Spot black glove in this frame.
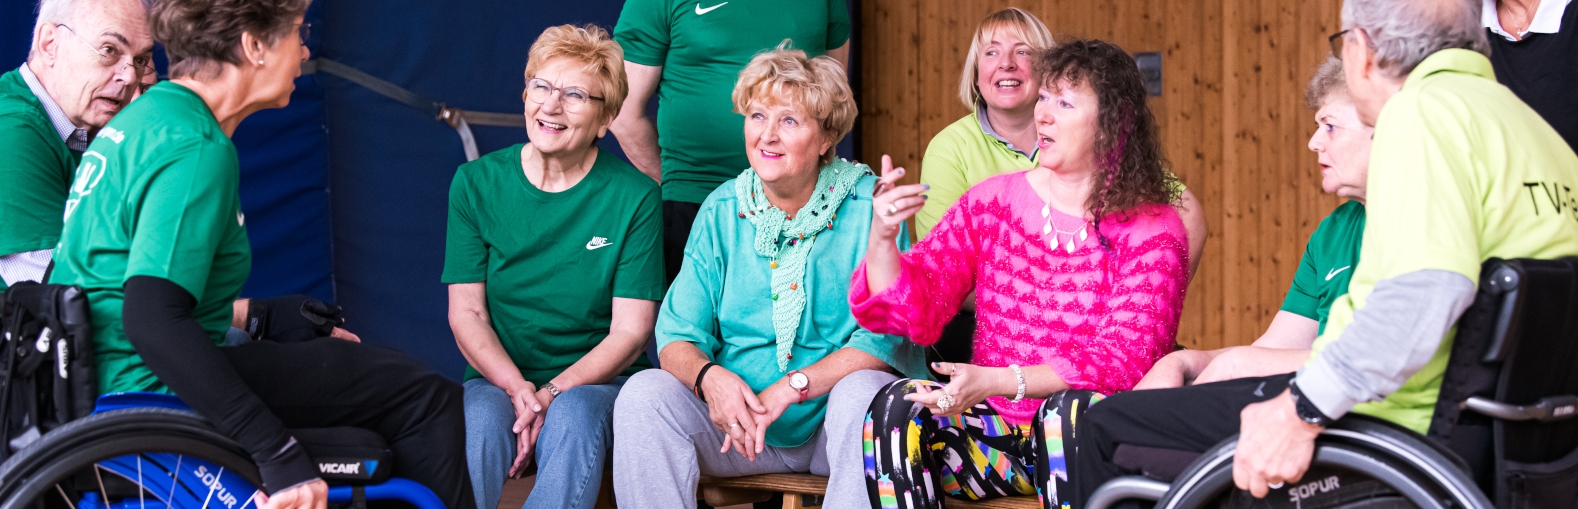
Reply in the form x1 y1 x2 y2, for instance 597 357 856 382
246 295 343 343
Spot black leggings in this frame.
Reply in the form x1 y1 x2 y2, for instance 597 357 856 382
1069 374 1292 509
220 339 475 509
863 378 1105 508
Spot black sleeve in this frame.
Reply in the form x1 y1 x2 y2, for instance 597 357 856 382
122 276 318 494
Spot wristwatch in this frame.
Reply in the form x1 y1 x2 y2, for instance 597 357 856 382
1288 380 1332 427
787 370 810 403
542 382 561 399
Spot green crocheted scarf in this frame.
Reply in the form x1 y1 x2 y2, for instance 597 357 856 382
734 158 871 371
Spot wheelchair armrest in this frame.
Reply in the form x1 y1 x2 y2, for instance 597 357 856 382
1461 394 1577 422
1085 475 1170 509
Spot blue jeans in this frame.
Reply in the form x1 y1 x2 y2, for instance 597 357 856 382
464 376 628 509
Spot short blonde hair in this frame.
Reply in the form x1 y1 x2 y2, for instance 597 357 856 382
959 7 1055 109
524 24 627 122
732 41 856 165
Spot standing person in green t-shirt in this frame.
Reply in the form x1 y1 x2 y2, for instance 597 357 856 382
610 0 851 284
48 1 476 508
0 0 153 290
1134 57 1370 391
445 25 664 509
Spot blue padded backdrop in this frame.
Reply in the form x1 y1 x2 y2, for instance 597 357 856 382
3 0 858 379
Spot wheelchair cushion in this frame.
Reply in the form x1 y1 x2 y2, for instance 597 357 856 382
289 427 393 485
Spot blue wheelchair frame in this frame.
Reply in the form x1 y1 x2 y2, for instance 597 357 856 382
88 392 444 509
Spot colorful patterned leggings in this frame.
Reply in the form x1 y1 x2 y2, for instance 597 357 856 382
864 379 1104 509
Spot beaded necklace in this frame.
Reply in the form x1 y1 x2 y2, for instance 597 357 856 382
735 158 870 371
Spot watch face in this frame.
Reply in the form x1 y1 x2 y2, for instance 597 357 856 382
789 372 809 389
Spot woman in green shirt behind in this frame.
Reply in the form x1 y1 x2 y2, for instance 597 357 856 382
610 44 926 509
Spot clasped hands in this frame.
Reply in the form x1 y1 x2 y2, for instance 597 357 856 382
503 380 558 478
699 367 802 461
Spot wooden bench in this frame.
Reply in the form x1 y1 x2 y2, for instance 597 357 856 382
698 473 1039 509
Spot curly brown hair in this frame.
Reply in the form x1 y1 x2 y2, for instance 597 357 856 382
150 0 310 79
1031 39 1178 250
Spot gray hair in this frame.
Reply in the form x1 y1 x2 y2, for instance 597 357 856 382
35 0 81 28
1305 57 1348 110
1340 0 1489 80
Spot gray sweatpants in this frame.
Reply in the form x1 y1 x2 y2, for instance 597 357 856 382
612 368 896 509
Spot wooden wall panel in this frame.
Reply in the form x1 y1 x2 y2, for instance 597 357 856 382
858 0 1341 349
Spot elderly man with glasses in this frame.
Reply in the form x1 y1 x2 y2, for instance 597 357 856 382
0 0 154 290
1021 0 1578 507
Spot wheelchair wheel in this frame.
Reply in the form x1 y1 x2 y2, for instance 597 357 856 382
0 407 261 509
1156 416 1493 509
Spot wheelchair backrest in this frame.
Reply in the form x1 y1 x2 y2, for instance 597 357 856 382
0 281 97 461
1430 257 1578 507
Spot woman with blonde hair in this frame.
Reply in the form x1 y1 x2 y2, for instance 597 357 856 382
611 43 925 509
446 24 664 509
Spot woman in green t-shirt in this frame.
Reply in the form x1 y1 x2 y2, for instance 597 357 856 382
609 45 926 509
48 1 474 508
443 25 665 509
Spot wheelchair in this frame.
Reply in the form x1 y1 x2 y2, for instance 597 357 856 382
0 284 446 509
1088 258 1578 509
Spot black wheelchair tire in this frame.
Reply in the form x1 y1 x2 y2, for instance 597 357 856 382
1155 416 1493 509
0 407 261 509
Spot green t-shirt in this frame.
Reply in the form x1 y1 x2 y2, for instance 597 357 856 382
49 82 252 395
917 111 1037 238
442 144 665 386
614 0 851 204
1312 50 1578 433
1280 201 1365 335
0 68 82 288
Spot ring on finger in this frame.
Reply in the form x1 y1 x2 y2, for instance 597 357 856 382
936 393 956 412
886 204 898 216
729 422 740 429
1268 482 1284 489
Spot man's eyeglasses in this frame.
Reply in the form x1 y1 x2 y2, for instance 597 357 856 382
1328 28 1372 58
524 77 605 112
56 24 153 76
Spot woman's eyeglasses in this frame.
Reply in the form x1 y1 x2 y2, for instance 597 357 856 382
524 77 605 112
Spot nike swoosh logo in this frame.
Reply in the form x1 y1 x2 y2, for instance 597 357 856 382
695 2 727 15
586 240 614 250
1325 266 1351 281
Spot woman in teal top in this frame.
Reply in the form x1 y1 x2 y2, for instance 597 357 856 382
610 45 926 509
444 24 664 509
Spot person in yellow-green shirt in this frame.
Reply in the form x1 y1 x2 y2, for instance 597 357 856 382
1038 0 1578 506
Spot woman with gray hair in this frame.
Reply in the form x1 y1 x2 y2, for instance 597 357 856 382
610 43 926 509
1131 57 1373 391
46 0 475 508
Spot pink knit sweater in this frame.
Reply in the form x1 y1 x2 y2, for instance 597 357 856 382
850 172 1190 424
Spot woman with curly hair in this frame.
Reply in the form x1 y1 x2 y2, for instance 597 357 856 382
852 39 1189 508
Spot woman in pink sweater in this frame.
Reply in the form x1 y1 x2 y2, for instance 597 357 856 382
854 40 1191 509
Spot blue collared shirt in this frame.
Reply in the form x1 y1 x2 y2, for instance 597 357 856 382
18 64 88 150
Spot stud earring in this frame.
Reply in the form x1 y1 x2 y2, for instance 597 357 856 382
257 60 264 65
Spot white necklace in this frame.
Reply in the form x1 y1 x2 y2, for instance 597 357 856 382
1036 173 1090 254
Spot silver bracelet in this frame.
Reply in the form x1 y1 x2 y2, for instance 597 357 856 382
1009 364 1026 402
